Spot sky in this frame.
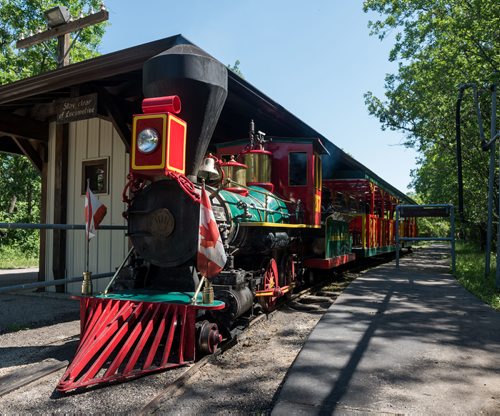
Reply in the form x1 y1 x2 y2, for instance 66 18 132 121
99 0 419 193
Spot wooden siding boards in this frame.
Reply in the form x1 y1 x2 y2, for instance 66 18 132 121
46 118 127 294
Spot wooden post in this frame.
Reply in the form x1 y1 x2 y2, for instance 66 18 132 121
57 33 70 68
38 151 48 284
52 124 69 292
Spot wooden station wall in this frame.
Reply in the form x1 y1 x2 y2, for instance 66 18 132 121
45 118 129 293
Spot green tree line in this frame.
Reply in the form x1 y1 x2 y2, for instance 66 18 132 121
363 0 499 241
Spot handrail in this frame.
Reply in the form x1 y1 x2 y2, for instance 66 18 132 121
0 272 114 294
0 222 126 230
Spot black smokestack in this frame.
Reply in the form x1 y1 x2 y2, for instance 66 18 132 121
143 43 228 181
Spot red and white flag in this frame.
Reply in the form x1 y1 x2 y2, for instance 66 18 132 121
84 183 107 240
197 186 227 278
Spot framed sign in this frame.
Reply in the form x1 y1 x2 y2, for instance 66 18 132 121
56 93 98 124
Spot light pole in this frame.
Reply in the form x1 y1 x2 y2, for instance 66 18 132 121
16 4 109 68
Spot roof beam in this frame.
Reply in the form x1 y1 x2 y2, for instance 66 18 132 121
0 136 23 155
12 137 44 172
98 87 131 151
0 112 48 141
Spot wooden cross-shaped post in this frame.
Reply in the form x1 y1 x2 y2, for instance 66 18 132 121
16 5 109 68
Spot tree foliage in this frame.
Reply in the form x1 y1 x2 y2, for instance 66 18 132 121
363 0 499 231
0 0 106 85
0 1 107 259
227 59 245 79
0 154 41 254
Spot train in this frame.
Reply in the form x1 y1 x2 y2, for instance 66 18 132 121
56 44 417 392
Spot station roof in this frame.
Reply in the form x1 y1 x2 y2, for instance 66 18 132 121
0 34 413 203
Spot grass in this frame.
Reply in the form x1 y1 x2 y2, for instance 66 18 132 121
455 242 500 310
0 245 38 269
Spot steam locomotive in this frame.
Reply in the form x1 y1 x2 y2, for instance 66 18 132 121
57 44 417 392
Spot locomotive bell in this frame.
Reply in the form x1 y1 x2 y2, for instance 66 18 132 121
198 156 220 181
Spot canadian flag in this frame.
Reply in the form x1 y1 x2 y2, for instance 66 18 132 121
197 186 227 278
84 183 107 240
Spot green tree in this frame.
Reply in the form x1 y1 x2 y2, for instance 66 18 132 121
0 154 41 254
227 59 245 79
363 0 499 233
0 1 107 260
0 0 107 84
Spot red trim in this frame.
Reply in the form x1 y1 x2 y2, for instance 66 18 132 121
221 160 248 168
241 149 272 155
248 182 274 193
225 187 249 197
142 95 181 114
304 253 356 269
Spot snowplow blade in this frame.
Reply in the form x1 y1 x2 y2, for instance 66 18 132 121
57 297 195 393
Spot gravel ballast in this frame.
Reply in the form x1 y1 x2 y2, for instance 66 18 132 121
0 302 327 414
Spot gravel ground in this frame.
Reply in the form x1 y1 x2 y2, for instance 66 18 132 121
0 265 360 415
0 298 335 415
150 305 325 415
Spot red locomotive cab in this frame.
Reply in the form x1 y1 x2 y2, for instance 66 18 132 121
266 138 328 226
131 95 187 178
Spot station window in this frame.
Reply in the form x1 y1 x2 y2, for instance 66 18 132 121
81 158 109 195
289 152 307 186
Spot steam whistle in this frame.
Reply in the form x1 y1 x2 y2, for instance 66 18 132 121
249 119 270 150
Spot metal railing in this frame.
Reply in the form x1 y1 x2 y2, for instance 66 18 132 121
0 222 127 293
395 204 456 273
0 272 114 294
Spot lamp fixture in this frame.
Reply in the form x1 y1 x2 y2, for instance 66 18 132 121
44 5 71 28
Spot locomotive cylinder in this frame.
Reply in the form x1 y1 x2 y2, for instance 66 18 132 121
215 287 254 319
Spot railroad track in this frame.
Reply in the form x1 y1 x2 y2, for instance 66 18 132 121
0 333 79 398
137 253 403 414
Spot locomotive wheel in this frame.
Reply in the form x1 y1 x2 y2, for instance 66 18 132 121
197 320 222 355
259 258 279 313
282 254 296 299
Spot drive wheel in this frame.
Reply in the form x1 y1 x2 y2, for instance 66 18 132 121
259 258 279 313
281 254 296 299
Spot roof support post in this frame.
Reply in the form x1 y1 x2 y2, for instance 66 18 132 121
52 124 68 292
39 157 48 284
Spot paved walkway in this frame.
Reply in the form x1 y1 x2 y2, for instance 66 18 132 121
272 247 500 415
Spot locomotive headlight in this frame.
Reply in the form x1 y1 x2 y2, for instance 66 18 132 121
137 128 160 154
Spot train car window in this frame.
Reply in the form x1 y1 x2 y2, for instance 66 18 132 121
289 152 307 186
81 158 109 194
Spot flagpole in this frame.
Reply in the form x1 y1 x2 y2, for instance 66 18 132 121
82 179 92 295
191 276 206 304
85 178 91 274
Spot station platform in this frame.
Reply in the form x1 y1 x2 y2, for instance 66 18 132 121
272 246 500 415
